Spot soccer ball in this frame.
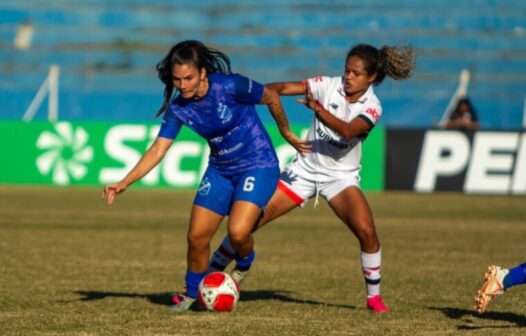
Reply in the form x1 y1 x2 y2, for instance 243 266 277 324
198 272 240 312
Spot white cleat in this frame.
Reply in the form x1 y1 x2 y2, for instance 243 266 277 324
231 268 249 287
474 265 509 314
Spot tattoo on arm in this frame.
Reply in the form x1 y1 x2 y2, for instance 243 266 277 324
263 89 290 134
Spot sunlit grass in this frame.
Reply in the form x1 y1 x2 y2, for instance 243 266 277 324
0 186 525 335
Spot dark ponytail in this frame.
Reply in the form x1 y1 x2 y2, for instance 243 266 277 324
155 40 232 116
346 43 415 85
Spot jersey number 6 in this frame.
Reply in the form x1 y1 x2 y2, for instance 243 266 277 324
243 176 255 192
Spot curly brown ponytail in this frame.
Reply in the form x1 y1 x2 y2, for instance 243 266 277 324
347 43 415 85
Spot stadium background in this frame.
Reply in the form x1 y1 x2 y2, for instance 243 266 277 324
1 2 526 335
1 0 525 192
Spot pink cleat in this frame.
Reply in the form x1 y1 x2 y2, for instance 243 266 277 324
169 293 197 312
367 295 389 313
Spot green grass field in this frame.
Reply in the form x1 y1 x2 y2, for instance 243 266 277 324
0 186 524 335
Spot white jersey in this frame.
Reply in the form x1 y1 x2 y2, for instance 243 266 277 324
293 76 382 182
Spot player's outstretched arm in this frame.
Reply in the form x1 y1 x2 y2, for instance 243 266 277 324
260 86 311 154
101 137 173 204
265 81 305 96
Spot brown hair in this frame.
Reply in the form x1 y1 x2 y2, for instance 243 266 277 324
347 43 415 85
155 40 232 116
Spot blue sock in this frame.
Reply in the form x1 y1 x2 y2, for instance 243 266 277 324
503 263 526 289
235 250 256 271
184 270 207 298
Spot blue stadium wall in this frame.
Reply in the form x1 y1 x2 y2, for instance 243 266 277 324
1 0 525 129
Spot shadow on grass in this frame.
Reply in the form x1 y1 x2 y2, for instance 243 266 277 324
240 290 355 309
65 291 174 306
65 290 355 309
428 306 526 330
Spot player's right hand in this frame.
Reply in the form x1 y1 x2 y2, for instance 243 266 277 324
285 133 311 155
296 84 317 112
100 182 127 205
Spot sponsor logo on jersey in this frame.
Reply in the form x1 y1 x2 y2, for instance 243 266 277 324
366 107 380 123
217 103 232 123
330 103 339 110
210 136 222 143
218 142 244 155
210 125 241 144
316 127 351 149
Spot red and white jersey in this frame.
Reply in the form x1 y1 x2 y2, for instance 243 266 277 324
294 76 382 182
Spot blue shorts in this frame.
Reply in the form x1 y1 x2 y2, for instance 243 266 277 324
194 166 279 216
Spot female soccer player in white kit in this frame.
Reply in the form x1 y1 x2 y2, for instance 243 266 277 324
209 43 415 312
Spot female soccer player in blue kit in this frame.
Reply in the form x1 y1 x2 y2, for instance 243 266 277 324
101 40 309 311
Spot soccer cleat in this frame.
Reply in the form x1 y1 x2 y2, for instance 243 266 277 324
169 293 197 312
231 267 249 287
367 295 389 313
474 265 509 314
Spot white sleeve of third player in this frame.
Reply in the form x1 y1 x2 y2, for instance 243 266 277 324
305 76 331 101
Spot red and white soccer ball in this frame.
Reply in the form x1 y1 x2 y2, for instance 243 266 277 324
198 272 240 312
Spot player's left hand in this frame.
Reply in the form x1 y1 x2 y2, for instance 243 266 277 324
100 182 128 205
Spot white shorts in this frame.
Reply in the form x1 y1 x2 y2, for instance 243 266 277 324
278 162 361 206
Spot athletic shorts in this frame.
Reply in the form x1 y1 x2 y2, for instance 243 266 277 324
278 161 361 206
194 165 280 216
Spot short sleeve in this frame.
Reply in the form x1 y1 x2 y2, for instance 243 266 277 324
306 76 330 101
157 109 183 140
358 104 383 129
227 73 264 104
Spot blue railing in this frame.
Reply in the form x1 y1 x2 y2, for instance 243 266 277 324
1 1 525 128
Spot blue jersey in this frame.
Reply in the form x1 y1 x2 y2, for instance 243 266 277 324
158 73 278 174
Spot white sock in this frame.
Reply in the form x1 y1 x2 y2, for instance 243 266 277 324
361 248 382 298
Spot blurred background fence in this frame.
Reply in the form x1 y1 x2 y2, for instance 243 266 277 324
1 0 526 128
